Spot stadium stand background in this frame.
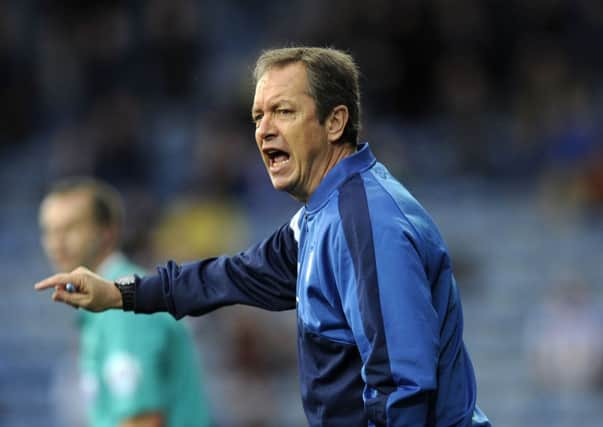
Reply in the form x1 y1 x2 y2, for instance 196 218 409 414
1 1 602 426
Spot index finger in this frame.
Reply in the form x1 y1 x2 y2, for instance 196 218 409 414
34 272 78 291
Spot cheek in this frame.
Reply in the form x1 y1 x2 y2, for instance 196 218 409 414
63 234 82 253
254 130 265 154
41 236 57 255
294 127 324 161
42 231 67 251
65 229 95 253
284 126 306 157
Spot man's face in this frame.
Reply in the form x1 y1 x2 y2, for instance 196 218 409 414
252 62 332 202
39 191 105 272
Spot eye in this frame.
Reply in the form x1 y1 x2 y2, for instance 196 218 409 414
276 108 293 117
252 114 263 127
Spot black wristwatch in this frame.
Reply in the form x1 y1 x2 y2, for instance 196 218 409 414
114 275 138 311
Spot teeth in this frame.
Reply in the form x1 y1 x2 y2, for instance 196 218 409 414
264 148 289 168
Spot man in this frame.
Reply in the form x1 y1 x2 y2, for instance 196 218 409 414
38 178 211 427
37 47 491 426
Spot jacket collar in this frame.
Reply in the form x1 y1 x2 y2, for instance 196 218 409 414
306 142 375 212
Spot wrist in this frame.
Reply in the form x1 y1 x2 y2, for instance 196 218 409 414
114 275 138 311
111 283 123 309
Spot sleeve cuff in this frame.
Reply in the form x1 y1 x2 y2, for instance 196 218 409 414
385 389 430 426
135 273 169 314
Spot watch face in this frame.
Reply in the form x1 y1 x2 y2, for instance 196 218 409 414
115 275 136 286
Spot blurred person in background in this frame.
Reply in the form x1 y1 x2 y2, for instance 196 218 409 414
524 279 603 424
525 279 603 389
38 177 211 427
36 47 490 426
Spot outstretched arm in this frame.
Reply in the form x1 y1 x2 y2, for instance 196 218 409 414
35 221 298 316
34 266 122 311
136 221 298 319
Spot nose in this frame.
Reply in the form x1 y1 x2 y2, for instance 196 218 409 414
255 114 277 143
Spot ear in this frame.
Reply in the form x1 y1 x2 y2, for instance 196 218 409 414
325 105 349 144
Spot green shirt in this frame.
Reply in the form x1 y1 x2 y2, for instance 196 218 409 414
79 253 210 427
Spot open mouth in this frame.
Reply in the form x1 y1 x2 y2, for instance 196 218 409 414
265 148 290 170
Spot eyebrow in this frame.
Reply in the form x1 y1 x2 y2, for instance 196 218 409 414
251 98 294 118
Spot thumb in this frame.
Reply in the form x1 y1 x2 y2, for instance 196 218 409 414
52 286 80 307
52 287 80 309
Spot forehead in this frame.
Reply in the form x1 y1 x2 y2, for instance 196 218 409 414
40 191 93 224
253 62 309 106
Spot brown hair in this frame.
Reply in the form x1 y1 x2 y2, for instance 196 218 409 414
45 177 124 229
253 47 361 145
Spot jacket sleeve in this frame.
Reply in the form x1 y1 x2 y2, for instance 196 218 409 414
337 181 440 426
135 222 298 319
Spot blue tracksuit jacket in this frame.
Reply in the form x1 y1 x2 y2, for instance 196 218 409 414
135 143 491 426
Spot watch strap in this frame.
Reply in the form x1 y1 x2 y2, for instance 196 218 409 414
114 275 138 312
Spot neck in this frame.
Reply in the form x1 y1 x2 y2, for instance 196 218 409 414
90 248 116 273
298 143 357 203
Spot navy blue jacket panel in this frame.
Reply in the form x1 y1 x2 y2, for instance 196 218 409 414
136 221 298 317
136 143 491 426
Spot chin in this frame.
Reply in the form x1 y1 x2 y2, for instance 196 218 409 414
271 182 289 193
54 259 76 272
269 176 290 192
